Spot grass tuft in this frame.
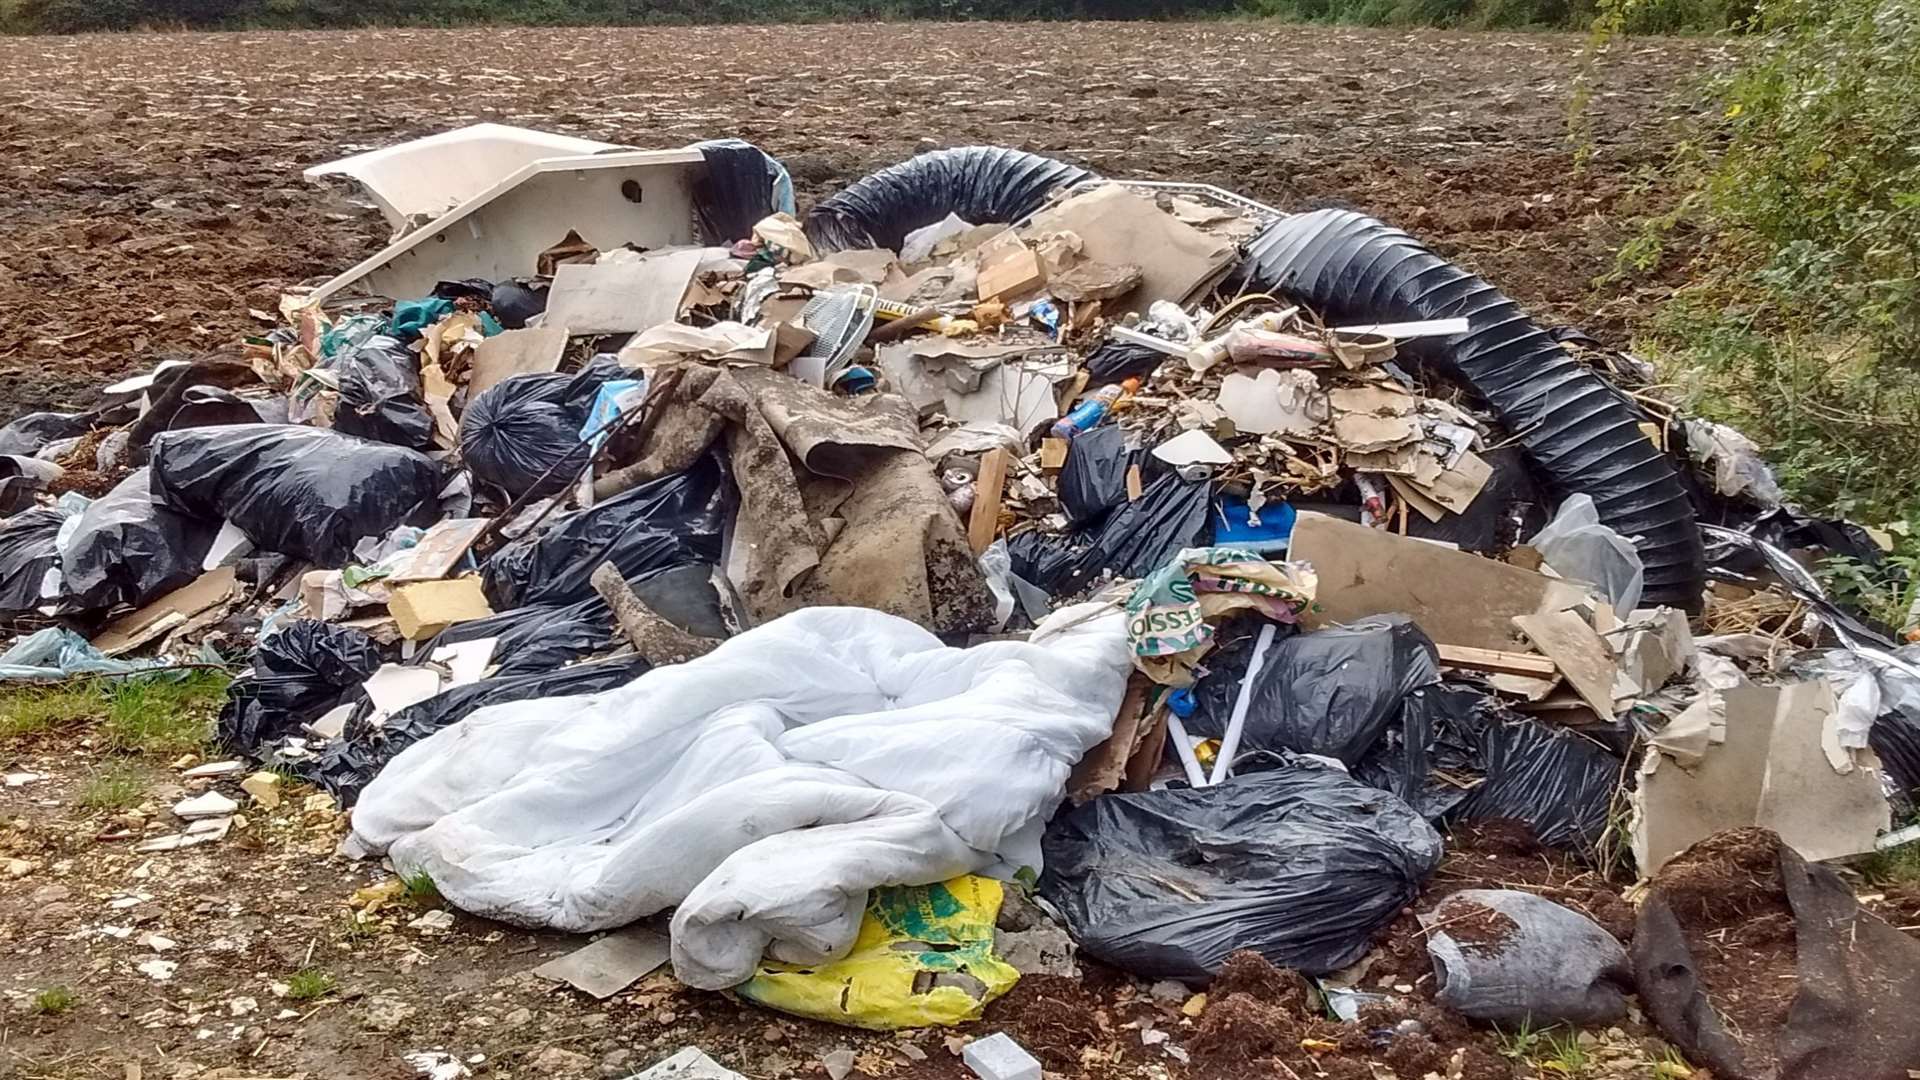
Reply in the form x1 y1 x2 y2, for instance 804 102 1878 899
0 680 106 741
31 986 77 1015
101 671 228 754
401 870 441 908
77 761 146 811
284 968 336 1001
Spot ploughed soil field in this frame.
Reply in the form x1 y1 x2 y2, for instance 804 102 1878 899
0 22 1726 421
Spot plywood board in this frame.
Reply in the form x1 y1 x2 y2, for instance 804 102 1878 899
1512 609 1619 719
542 248 705 335
469 326 568 399
1288 511 1595 651
92 567 238 657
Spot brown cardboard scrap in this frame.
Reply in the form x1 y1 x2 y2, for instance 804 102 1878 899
1404 449 1492 515
92 567 238 657
975 235 1046 303
1288 512 1596 651
1046 261 1143 303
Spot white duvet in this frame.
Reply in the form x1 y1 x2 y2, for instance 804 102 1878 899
347 602 1129 989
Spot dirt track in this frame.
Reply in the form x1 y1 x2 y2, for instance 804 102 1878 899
0 23 1726 421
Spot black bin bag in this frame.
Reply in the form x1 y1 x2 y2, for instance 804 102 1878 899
427 595 618 680
61 468 218 612
150 424 444 568
459 359 626 500
217 620 384 754
0 507 65 615
1008 471 1210 597
483 451 731 610
1040 764 1445 983
329 336 435 450
1058 424 1137 526
1185 615 1440 767
299 654 650 806
1357 682 1619 851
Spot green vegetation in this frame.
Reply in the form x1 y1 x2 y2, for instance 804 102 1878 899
30 986 77 1015
1616 0 1920 618
284 968 337 1000
77 761 146 811
401 870 442 908
0 0 1748 34
0 671 228 755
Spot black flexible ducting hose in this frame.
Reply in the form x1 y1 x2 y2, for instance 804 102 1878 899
1240 209 1705 611
804 146 1096 254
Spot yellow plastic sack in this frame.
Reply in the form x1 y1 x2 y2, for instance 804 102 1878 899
736 875 1019 1030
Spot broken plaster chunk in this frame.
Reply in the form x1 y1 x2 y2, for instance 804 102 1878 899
180 760 244 779
626 1048 747 1080
387 577 494 641
961 1032 1041 1080
172 791 239 820
239 771 282 810
1218 368 1323 436
137 958 178 981
822 1048 856 1080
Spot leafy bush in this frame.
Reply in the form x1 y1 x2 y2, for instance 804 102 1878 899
1638 0 1920 525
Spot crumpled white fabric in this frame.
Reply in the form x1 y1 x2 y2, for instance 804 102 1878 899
348 602 1129 989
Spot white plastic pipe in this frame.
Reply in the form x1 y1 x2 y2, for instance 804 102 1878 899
1208 622 1278 786
1164 713 1210 788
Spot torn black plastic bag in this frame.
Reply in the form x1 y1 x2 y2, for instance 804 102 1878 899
299 653 650 806
1238 209 1706 612
1084 338 1167 385
217 620 384 753
0 506 65 614
60 468 218 612
150 424 444 568
426 595 618 679
1184 615 1439 767
804 146 1096 255
1007 471 1210 597
459 358 627 499
1040 764 1444 983
0 411 91 457
482 451 731 610
328 335 434 450
1057 424 1139 526
1357 683 1619 851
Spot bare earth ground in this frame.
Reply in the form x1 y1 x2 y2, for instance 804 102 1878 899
0 23 1728 420
0 21 1741 1080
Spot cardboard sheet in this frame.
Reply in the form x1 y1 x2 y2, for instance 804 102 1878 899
1512 609 1620 719
387 517 491 583
469 326 568 399
91 567 238 657
1288 512 1595 651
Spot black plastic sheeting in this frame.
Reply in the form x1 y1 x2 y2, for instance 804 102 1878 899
328 336 435 450
1041 764 1444 983
1357 682 1620 851
428 595 618 679
1057 424 1139 526
60 468 218 612
1185 615 1440 767
1007 471 1210 597
217 621 384 753
150 425 445 568
0 411 91 457
490 282 548 330
483 451 731 610
804 146 1096 255
1084 339 1169 385
1239 209 1706 612
460 358 627 500
696 141 780 244
1633 840 1920 1080
0 506 65 614
299 654 649 806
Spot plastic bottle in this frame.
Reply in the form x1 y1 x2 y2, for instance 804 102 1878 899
1050 378 1139 439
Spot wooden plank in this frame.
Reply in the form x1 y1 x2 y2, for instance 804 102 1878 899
1039 437 1070 470
1436 643 1558 678
967 448 1009 554
1125 463 1144 501
1512 609 1619 720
